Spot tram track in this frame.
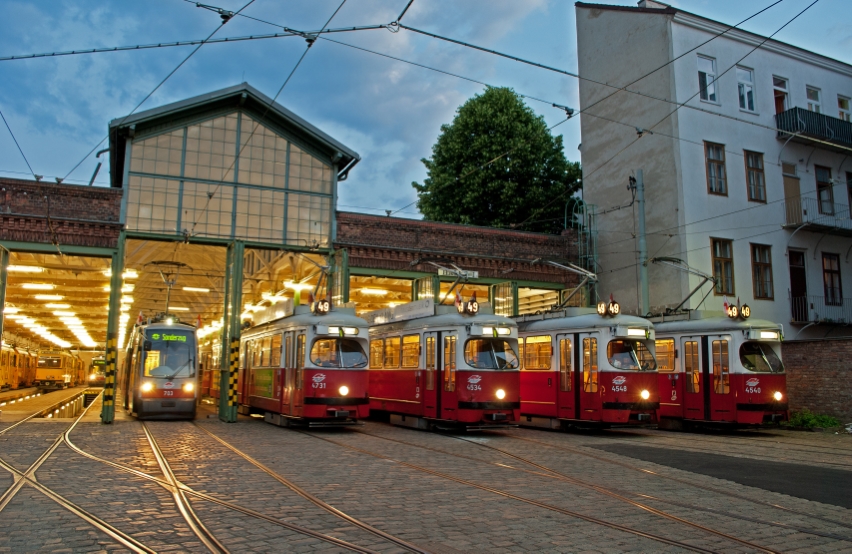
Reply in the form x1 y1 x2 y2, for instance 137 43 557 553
353 427 852 545
0 390 155 554
507 432 852 531
299 429 737 554
0 388 87 437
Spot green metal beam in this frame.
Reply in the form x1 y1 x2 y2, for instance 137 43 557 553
0 247 8 342
219 240 244 422
0 241 116 257
124 231 324 254
101 232 126 424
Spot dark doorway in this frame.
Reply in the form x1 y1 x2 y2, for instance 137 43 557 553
788 250 808 322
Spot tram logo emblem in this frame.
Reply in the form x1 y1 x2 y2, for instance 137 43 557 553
164 382 174 388
468 375 482 384
746 378 760 387
612 376 627 386
312 374 327 384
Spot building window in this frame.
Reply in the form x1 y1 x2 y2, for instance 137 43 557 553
823 253 842 306
751 244 773 299
773 76 788 114
705 142 727 195
840 96 851 122
815 165 834 215
736 67 755 112
806 86 821 113
697 56 717 102
712 238 734 295
847 172 852 213
745 151 766 202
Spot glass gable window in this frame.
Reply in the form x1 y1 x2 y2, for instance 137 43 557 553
697 56 717 102
125 111 335 247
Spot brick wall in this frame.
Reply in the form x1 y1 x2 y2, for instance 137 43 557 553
0 178 123 248
782 338 852 422
335 211 580 286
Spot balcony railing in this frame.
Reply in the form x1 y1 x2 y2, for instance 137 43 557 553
783 195 852 236
790 295 852 324
776 107 852 152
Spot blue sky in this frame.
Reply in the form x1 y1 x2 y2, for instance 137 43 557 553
0 0 849 218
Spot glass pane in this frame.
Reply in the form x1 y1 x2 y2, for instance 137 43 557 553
697 57 714 74
773 76 786 89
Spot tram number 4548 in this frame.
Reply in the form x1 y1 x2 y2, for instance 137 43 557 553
745 386 761 394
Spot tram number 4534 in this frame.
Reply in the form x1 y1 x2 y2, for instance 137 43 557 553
467 384 482 391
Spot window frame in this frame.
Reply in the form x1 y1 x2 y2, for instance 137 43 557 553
383 336 401 369
840 95 851 122
711 238 735 295
444 335 456 392
744 150 766 203
401 334 421 369
523 335 553 371
822 253 842 306
582 337 598 393
815 165 834 216
750 243 774 300
711 339 730 394
655 338 676 372
772 76 788 114
736 66 756 112
704 141 727 195
559 338 572 392
697 55 718 104
806 86 822 113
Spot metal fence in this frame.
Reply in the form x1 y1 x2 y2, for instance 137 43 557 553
784 195 852 230
790 294 852 324
776 107 852 148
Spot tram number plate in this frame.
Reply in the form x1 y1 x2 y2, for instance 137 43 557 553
312 383 326 389
466 384 482 391
162 390 174 396
745 386 761 394
612 385 627 393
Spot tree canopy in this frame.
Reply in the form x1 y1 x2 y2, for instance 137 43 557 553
412 87 581 234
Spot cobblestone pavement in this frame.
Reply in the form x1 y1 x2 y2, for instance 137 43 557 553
0 401 850 553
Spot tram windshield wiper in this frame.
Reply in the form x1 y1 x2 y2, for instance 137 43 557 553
165 359 194 380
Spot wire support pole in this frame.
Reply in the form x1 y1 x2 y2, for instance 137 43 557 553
219 240 244 423
636 170 649 316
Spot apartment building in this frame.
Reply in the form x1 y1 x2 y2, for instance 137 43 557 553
576 1 852 338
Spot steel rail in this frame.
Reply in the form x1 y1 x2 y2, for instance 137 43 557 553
0 388 88 437
299 430 720 554
618 428 852 456
141 423 230 554
193 422 432 554
508 433 852 530
61 423 378 553
0 391 155 554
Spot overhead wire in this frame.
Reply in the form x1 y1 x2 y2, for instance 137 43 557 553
0 110 36 178
61 0 257 183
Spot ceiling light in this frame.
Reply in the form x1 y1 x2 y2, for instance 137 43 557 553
3 306 19 314
284 281 313 291
183 287 210 293
359 288 388 296
53 311 76 317
120 305 130 312
44 303 70 309
120 296 133 304
7 265 44 273
104 268 139 279
35 294 63 301
169 307 190 311
22 283 54 290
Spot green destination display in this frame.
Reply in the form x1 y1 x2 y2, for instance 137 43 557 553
151 333 188 342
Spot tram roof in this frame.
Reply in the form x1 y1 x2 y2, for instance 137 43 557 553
244 306 368 335
369 312 517 334
517 312 653 333
653 317 783 335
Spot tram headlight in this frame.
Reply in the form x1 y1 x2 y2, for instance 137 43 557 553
641 389 650 400
140 382 153 392
89 373 96 380
773 391 783 401
183 382 194 392
339 385 349 396
496 389 506 400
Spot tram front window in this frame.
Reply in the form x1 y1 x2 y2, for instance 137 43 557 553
739 341 784 373
310 339 368 368
143 331 195 378
606 340 656 371
38 358 62 369
463 339 519 370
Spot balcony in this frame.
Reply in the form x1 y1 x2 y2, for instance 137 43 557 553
790 295 852 325
783 195 852 237
775 107 852 153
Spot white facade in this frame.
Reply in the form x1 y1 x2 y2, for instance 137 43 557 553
576 1 852 339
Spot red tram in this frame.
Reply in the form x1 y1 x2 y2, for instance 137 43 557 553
516 301 659 428
238 299 370 426
364 297 521 430
653 308 787 428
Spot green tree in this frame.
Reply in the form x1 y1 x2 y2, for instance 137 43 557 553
412 87 580 234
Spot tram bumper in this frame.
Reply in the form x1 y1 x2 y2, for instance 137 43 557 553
139 398 196 419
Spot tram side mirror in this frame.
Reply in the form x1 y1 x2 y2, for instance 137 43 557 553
143 340 153 352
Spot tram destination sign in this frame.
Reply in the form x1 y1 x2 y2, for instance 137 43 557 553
363 298 435 325
438 268 479 279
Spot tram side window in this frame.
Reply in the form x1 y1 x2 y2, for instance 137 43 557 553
295 334 305 389
284 335 292 367
444 336 456 392
656 339 675 372
425 336 435 391
271 334 282 367
261 336 273 367
684 341 700 393
582 338 598 393
369 340 384 369
384 337 401 368
252 339 261 368
559 339 572 392
402 335 420 368
524 336 552 370
712 340 730 394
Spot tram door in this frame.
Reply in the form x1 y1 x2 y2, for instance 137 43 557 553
708 335 735 421
520 335 557 417
441 333 459 419
282 332 294 415
578 332 601 420
556 334 575 419
423 332 439 418
681 337 704 420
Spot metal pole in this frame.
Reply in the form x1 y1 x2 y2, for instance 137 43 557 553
0 246 8 342
219 240 244 423
101 232 125 424
636 170 649 316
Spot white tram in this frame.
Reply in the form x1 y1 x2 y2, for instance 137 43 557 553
364 297 521 430
238 299 370 426
121 314 199 419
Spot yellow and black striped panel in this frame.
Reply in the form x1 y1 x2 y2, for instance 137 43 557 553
103 335 117 407
227 339 239 407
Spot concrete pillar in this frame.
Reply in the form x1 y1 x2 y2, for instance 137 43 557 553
219 240 244 422
101 233 125 424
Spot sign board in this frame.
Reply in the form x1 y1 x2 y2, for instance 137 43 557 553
362 298 435 326
252 298 295 326
438 268 479 279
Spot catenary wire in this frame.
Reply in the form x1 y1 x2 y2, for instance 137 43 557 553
61 0 257 183
0 110 36 178
396 0 416 23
